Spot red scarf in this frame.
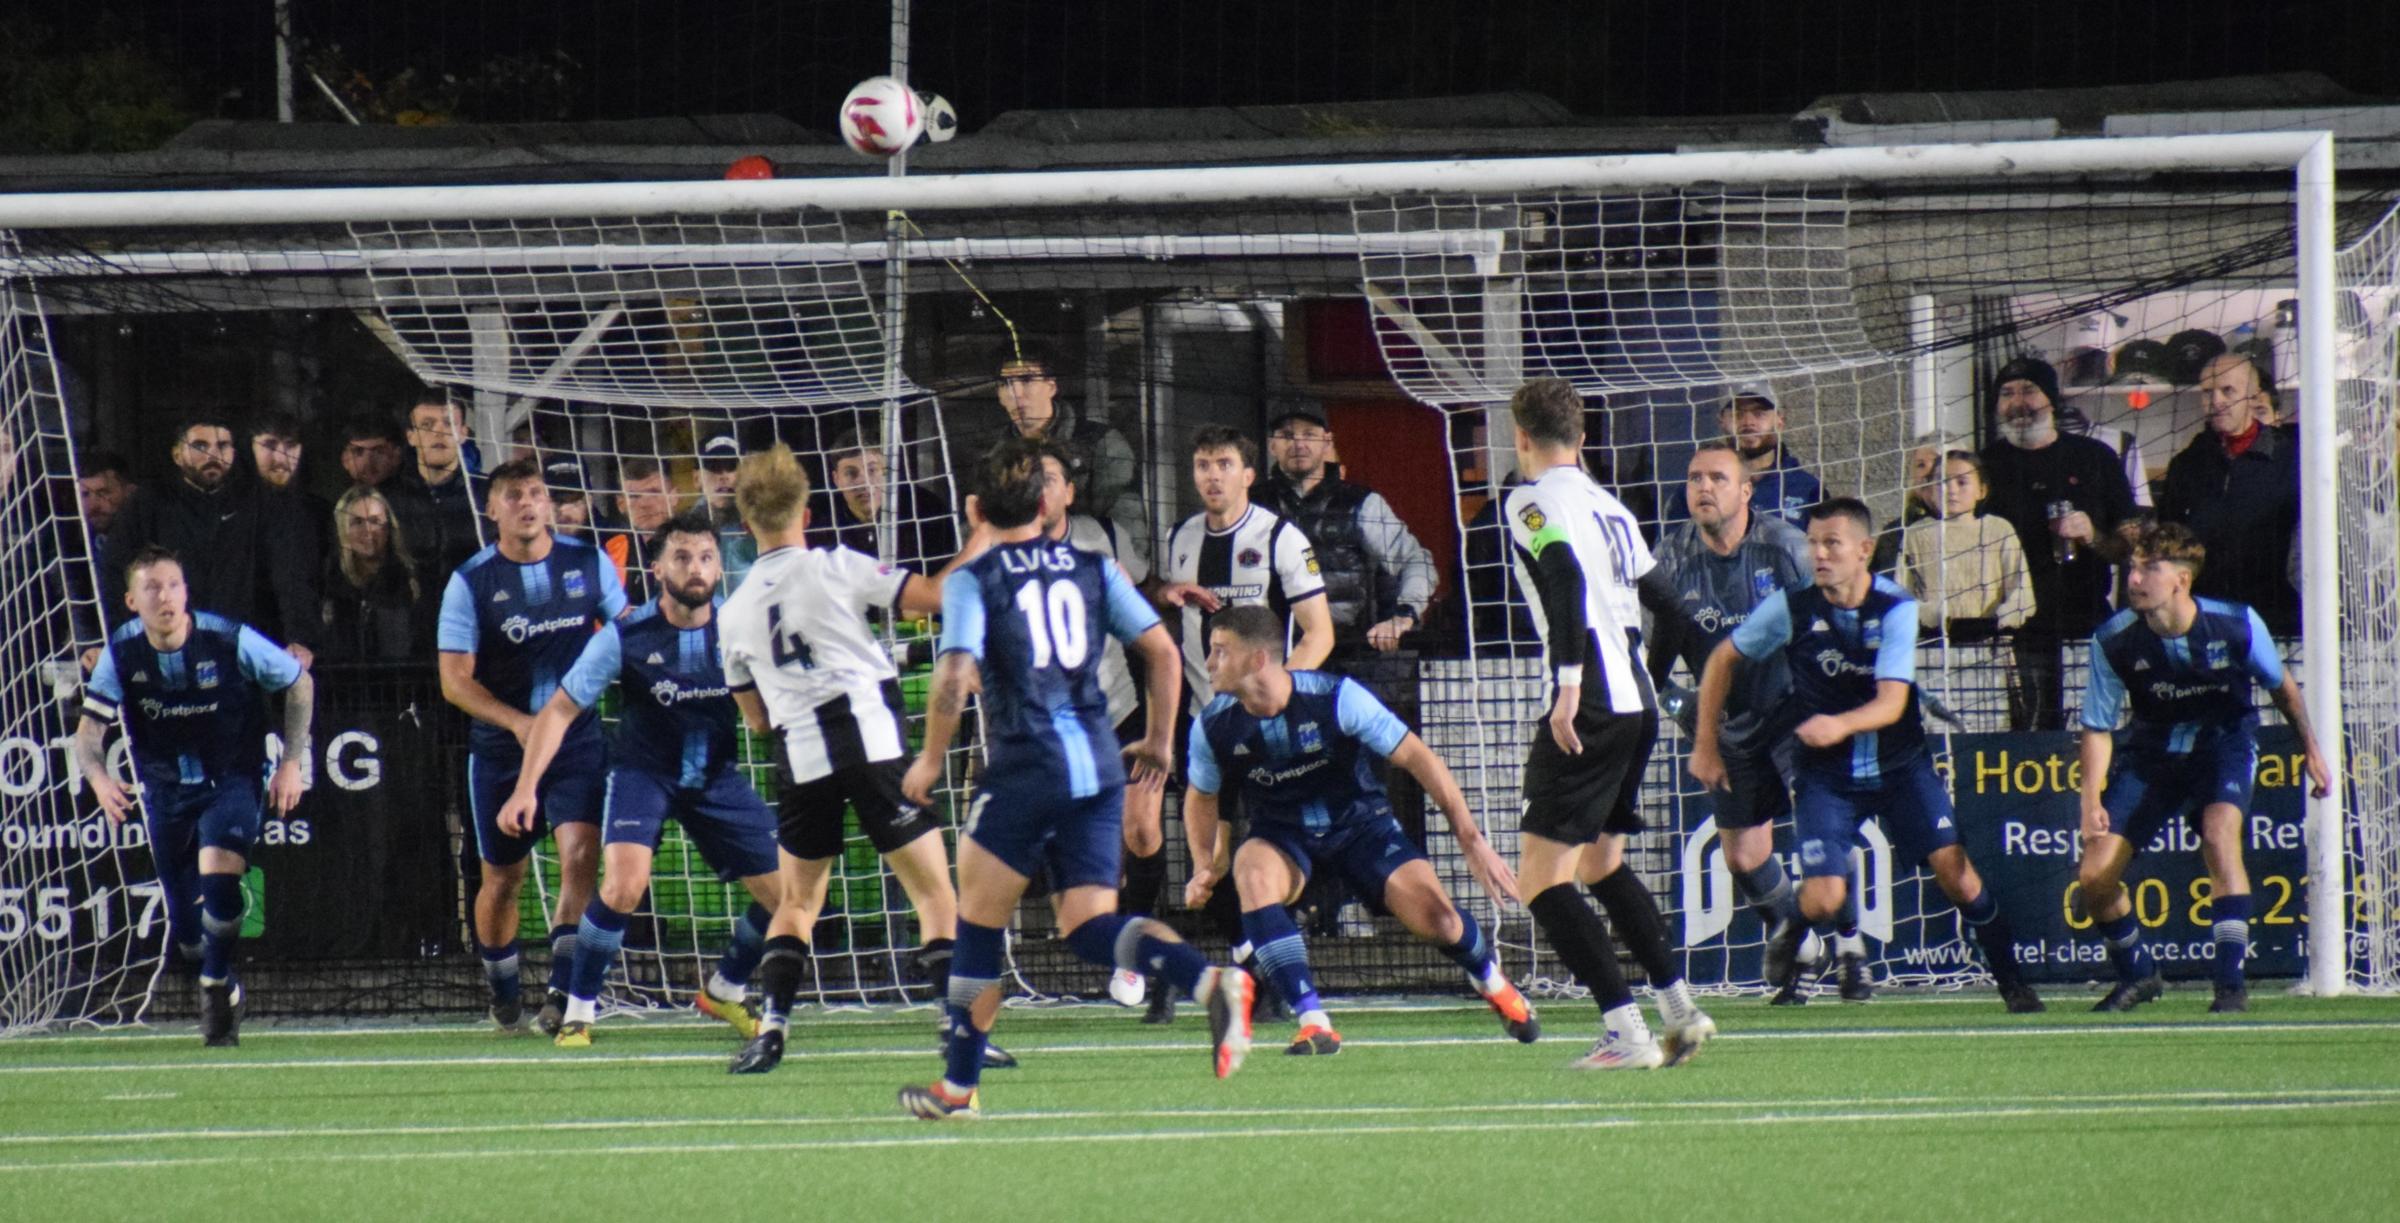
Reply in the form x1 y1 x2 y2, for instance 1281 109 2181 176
2220 419 2262 459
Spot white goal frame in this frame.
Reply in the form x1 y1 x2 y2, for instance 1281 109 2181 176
0 131 2356 995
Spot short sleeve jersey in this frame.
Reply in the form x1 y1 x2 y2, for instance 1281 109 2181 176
1731 577 1924 785
1651 513 1814 752
1163 503 1325 714
437 534 627 759
560 600 741 788
718 545 912 783
1187 671 1410 835
1065 512 1148 728
2082 598 2283 753
84 612 302 792
940 537 1161 800
1505 465 1657 714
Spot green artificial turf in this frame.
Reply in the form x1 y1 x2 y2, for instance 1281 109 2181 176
5 992 2398 1222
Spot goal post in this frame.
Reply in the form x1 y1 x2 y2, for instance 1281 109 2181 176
0 131 2385 1032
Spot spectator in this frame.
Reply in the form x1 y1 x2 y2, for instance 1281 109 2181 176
1456 476 1538 655
991 349 1142 547
1870 438 1944 576
2059 404 2154 508
544 458 593 542
1898 449 2033 641
1977 356 2137 729
338 416 406 490
602 456 682 603
76 449 135 559
387 394 486 584
248 411 330 582
318 485 421 662
2154 353 2302 634
695 433 757 589
805 430 959 572
1671 381 1822 526
103 414 317 664
1258 409 1438 656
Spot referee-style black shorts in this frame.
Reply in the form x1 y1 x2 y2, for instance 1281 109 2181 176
775 758 941 860
1520 695 1659 846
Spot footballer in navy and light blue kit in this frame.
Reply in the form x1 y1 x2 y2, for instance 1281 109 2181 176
1699 498 2040 1011
1182 605 1537 1054
896 438 1247 1121
2074 522 2331 1014
79 546 314 1046
501 514 781 1044
435 458 626 1032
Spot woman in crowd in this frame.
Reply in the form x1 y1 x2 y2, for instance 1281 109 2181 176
1899 449 2033 642
319 485 422 661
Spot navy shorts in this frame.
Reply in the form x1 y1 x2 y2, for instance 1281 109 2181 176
468 735 606 867
964 778 1124 893
1793 756 1958 879
145 779 263 866
603 767 780 881
1708 739 1795 832
1243 816 1428 913
2103 731 2258 857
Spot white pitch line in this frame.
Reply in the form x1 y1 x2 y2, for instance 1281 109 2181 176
8 1086 2399 1149
8 1018 2400 1076
1 1097 2391 1175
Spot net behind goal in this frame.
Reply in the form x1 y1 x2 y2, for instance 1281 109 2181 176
0 133 2390 1032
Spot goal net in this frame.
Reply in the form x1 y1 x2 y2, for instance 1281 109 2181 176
0 134 2388 1031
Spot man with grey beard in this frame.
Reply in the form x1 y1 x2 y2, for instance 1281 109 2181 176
1977 357 2137 730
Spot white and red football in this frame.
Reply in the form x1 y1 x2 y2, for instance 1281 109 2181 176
839 76 923 157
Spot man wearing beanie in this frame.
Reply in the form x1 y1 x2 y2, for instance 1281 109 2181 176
1978 356 2140 730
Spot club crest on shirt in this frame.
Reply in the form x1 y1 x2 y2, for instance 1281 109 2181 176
1517 505 1546 532
1302 548 1320 575
195 660 219 689
1753 568 1778 599
563 569 589 600
1862 621 1882 651
1296 721 1324 754
1238 547 1263 567
2205 639 2230 669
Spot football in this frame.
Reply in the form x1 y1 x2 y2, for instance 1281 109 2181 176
920 91 960 143
840 76 924 157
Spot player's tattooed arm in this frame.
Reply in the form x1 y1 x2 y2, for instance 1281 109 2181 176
75 715 134 823
266 670 314 816
902 652 980 806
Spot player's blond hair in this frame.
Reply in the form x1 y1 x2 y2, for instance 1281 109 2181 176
735 443 812 533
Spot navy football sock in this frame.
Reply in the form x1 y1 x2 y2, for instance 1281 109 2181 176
941 922 1005 1093
1114 918 1209 999
1241 905 1324 1017
544 923 578 995
2097 911 2154 983
1733 858 1799 927
571 899 629 1002
1439 909 1498 988
197 872 244 985
1958 888 2023 988
713 903 770 990
2211 893 2253 988
481 941 522 1004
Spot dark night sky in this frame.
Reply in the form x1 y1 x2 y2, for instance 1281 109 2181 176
27 0 2400 135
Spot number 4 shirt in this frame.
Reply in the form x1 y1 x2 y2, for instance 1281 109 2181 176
719 545 912 782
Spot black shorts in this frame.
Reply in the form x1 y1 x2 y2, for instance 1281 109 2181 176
1521 699 1658 846
1712 740 1795 832
775 759 942 860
